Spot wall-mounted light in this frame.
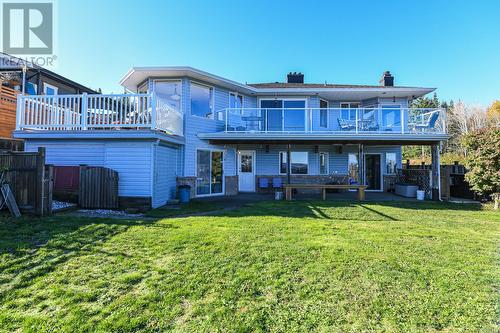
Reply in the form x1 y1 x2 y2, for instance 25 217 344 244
392 96 396 103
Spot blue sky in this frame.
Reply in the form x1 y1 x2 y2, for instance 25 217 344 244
56 0 499 105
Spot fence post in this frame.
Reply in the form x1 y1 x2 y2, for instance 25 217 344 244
45 164 53 215
81 93 88 130
35 147 46 216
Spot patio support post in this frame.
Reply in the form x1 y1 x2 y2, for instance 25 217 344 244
358 144 364 186
431 143 441 201
287 143 291 185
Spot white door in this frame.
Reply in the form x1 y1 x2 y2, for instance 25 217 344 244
238 150 255 192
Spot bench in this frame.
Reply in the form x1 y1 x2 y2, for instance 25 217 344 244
283 184 367 201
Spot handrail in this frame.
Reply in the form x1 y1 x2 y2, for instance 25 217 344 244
216 107 446 135
16 93 184 136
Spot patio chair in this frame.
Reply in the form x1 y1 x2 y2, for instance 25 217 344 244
272 177 283 190
409 111 439 132
259 178 269 191
337 118 356 131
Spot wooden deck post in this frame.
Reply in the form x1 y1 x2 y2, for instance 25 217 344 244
358 144 364 186
286 143 291 185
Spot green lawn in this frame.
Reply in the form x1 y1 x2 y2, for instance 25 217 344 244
0 201 498 332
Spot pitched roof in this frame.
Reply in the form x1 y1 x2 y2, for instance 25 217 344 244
247 82 426 89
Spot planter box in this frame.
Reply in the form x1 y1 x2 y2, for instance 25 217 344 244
395 184 418 198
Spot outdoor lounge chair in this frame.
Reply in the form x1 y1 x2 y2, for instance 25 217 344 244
337 118 356 131
409 111 439 132
259 178 269 190
272 177 282 190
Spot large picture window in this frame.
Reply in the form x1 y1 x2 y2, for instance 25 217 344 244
381 105 401 128
196 149 223 195
279 151 308 175
154 81 182 113
191 83 214 118
260 99 306 131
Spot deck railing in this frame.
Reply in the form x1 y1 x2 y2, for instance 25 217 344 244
16 93 184 136
215 107 446 135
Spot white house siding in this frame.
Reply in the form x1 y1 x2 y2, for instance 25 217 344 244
25 140 154 198
152 144 179 208
233 144 402 177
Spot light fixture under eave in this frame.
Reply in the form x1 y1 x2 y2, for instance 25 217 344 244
170 86 181 101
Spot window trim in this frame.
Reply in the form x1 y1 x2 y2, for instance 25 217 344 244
43 82 58 95
279 151 309 175
319 152 329 175
190 81 215 119
319 99 329 128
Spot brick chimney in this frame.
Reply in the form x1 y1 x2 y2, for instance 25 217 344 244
380 71 394 87
287 72 304 84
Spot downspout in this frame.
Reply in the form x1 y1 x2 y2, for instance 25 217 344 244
21 65 27 95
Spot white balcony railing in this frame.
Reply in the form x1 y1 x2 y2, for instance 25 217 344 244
215 107 446 135
16 93 184 136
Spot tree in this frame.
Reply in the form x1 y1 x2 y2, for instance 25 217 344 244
462 128 500 209
447 101 488 156
487 100 500 126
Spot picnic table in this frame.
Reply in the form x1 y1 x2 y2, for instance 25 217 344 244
283 184 367 201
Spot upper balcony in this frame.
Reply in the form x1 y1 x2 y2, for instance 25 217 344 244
200 107 448 143
15 93 183 137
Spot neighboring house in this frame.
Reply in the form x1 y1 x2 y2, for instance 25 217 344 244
0 52 97 149
13 66 447 208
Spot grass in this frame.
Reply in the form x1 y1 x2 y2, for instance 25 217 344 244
0 201 498 332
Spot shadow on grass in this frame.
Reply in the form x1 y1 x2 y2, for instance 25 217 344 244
0 216 157 296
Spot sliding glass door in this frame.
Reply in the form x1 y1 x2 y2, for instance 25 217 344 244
260 99 306 132
197 150 224 196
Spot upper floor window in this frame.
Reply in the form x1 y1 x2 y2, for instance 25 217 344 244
229 92 243 111
340 102 360 120
191 83 214 118
381 105 401 128
320 99 328 128
154 80 182 113
44 83 58 95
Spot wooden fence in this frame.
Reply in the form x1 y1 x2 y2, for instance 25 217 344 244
0 147 53 216
0 86 18 138
78 166 118 209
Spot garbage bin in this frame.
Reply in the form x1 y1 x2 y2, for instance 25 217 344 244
178 185 191 203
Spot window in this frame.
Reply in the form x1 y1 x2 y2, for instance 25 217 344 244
154 81 182 113
43 83 58 95
260 99 306 131
26 82 37 95
191 83 214 118
319 152 328 174
229 92 243 111
340 102 360 120
348 153 359 183
320 99 328 128
196 149 223 195
279 151 308 175
385 152 397 174
381 105 401 128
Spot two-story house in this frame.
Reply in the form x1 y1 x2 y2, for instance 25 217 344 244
14 67 447 208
